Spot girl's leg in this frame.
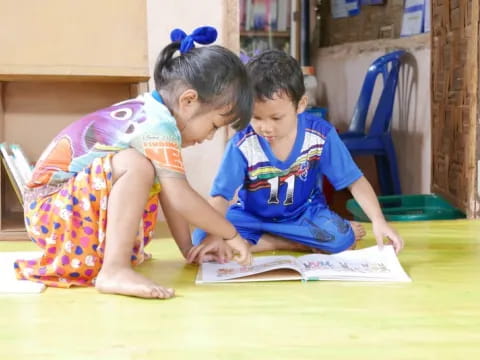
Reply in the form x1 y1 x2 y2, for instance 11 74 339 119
95 149 174 299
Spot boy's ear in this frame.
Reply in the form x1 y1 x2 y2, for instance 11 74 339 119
178 89 199 109
296 95 308 114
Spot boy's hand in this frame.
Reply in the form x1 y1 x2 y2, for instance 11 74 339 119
226 234 252 266
186 235 233 264
372 219 404 254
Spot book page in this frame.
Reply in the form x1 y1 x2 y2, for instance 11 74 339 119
298 245 411 282
196 255 303 284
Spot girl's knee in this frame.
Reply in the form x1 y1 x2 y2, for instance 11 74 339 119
111 149 155 184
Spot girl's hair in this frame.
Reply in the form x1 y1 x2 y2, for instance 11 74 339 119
246 50 305 107
154 43 252 130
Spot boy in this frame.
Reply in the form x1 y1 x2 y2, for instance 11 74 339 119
188 50 403 264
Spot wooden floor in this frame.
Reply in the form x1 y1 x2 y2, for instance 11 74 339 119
1 220 480 359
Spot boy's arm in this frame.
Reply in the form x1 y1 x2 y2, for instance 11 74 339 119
348 176 404 253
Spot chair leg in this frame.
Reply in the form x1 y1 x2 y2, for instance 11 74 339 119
374 138 402 195
386 136 402 195
375 155 393 195
383 136 402 195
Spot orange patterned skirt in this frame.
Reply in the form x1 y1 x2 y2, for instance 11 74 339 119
15 154 159 288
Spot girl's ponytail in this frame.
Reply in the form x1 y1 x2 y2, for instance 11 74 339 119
154 42 181 86
153 26 253 130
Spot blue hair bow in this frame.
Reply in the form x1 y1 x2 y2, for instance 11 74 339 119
170 26 218 54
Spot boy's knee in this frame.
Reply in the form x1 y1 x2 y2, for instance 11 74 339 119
327 226 355 253
192 228 207 246
308 220 355 254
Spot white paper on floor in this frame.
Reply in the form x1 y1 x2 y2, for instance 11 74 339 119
0 251 45 293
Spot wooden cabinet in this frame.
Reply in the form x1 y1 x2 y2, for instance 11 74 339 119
0 0 149 239
0 0 149 81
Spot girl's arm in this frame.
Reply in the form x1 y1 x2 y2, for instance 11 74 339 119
159 177 251 264
208 195 230 215
160 177 236 236
158 190 193 258
348 176 404 253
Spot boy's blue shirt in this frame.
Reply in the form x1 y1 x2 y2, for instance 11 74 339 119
211 112 363 221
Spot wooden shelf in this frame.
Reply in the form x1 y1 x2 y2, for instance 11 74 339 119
240 31 290 38
0 1 149 240
0 0 148 80
0 73 149 83
0 212 28 241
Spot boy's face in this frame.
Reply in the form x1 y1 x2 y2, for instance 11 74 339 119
250 92 307 144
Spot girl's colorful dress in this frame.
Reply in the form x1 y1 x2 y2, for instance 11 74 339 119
15 92 185 287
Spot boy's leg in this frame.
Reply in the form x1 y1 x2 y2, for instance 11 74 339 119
253 221 365 253
250 233 311 252
259 206 366 254
223 206 349 253
95 149 174 299
193 204 365 255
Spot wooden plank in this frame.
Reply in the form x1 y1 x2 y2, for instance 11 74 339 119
2 220 480 357
0 74 149 83
223 0 241 53
0 0 148 78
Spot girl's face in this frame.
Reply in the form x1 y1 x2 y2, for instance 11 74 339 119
174 89 233 147
250 92 307 145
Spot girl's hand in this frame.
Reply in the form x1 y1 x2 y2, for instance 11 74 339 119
372 219 404 254
186 235 233 264
226 234 252 266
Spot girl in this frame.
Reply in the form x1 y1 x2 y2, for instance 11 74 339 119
15 26 253 299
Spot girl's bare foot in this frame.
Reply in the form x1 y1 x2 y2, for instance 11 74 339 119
95 267 174 299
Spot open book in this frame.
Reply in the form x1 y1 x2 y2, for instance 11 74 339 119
196 245 411 284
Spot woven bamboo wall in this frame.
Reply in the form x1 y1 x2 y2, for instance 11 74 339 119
431 0 479 217
318 1 405 47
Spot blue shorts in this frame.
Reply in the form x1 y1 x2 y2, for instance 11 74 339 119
192 203 355 254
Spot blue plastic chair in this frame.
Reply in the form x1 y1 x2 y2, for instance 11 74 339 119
340 50 406 195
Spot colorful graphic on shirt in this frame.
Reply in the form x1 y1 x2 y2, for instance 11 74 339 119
210 112 362 221
238 128 325 206
144 140 185 174
27 93 184 189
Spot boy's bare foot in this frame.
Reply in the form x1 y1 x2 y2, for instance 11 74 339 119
348 221 366 249
350 221 366 240
252 234 311 253
95 267 174 299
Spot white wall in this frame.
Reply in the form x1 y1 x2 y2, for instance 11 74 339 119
313 34 431 194
146 0 229 204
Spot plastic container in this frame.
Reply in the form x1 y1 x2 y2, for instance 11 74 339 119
346 194 466 222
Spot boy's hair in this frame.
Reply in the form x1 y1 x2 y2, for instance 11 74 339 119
246 50 305 107
154 43 252 130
